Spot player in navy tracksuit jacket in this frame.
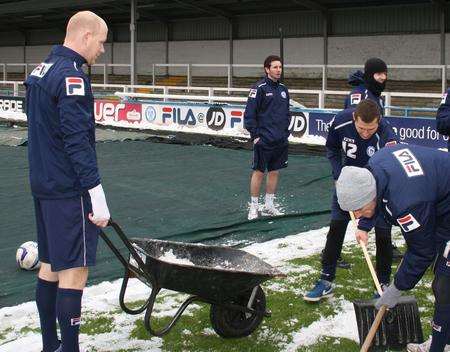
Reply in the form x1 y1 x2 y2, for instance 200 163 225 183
436 90 450 151
336 145 450 352
344 58 387 114
25 12 109 352
304 99 398 302
345 57 404 260
244 55 291 220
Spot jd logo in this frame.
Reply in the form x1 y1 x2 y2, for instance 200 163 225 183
206 106 226 130
289 112 308 138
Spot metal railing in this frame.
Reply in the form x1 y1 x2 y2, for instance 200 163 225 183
90 63 132 85
0 80 441 116
110 85 442 114
0 62 132 83
2 62 448 94
152 63 448 94
0 80 23 96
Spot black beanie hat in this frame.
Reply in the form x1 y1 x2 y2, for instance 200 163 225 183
364 58 387 76
363 58 387 95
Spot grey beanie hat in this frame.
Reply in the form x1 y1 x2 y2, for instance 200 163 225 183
336 166 377 211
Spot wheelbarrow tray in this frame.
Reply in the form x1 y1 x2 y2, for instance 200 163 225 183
130 237 284 302
101 221 284 337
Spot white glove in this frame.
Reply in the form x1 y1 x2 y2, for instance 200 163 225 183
88 184 110 224
375 283 402 309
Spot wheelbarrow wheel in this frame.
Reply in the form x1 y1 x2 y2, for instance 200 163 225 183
210 286 266 338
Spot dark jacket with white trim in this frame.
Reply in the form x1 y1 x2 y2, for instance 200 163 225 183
326 108 398 231
367 145 450 290
25 45 100 199
326 108 397 181
344 70 385 115
436 88 450 150
244 76 291 147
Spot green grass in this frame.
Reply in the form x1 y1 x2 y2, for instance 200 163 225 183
0 327 13 341
0 234 435 351
19 326 41 334
80 314 114 335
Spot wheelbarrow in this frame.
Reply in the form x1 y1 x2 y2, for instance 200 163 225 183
100 220 285 338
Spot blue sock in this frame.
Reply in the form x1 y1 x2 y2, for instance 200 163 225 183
36 278 60 352
430 303 450 352
56 288 83 352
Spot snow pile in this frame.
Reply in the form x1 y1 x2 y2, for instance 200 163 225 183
157 249 195 266
0 225 366 351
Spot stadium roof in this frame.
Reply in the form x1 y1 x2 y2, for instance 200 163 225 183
0 0 447 31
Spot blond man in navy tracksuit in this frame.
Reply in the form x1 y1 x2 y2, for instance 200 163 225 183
25 11 109 352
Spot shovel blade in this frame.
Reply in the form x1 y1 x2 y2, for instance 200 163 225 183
353 296 424 351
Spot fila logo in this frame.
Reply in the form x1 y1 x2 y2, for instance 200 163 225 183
30 62 53 78
441 93 447 105
397 213 421 232
70 317 81 326
350 93 361 105
393 148 424 177
65 77 85 96
248 89 257 98
385 140 397 147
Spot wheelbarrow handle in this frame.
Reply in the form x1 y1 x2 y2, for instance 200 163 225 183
100 218 155 286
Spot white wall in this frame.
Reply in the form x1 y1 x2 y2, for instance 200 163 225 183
328 34 442 80
169 40 229 76
25 45 53 64
0 33 448 81
0 46 24 75
112 42 166 76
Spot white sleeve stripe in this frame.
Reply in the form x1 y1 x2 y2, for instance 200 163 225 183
257 82 267 88
334 120 353 130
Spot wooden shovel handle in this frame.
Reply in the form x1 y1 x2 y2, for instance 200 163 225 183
349 211 383 295
349 211 388 351
360 305 388 352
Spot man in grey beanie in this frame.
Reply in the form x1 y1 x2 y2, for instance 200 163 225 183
336 166 377 221
336 145 450 352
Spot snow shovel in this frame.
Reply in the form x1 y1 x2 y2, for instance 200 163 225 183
349 212 423 351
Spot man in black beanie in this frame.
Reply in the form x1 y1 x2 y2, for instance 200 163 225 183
343 57 403 260
344 57 387 114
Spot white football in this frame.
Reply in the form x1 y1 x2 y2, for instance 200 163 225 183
16 241 40 270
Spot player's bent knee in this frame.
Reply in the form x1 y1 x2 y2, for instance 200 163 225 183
38 262 58 282
375 227 391 240
432 274 450 305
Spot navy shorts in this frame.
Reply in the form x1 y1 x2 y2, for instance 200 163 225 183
34 194 100 272
252 142 288 172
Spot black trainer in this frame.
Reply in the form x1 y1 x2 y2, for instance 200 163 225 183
337 256 351 269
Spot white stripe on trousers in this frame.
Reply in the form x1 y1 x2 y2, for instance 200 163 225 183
80 196 87 266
